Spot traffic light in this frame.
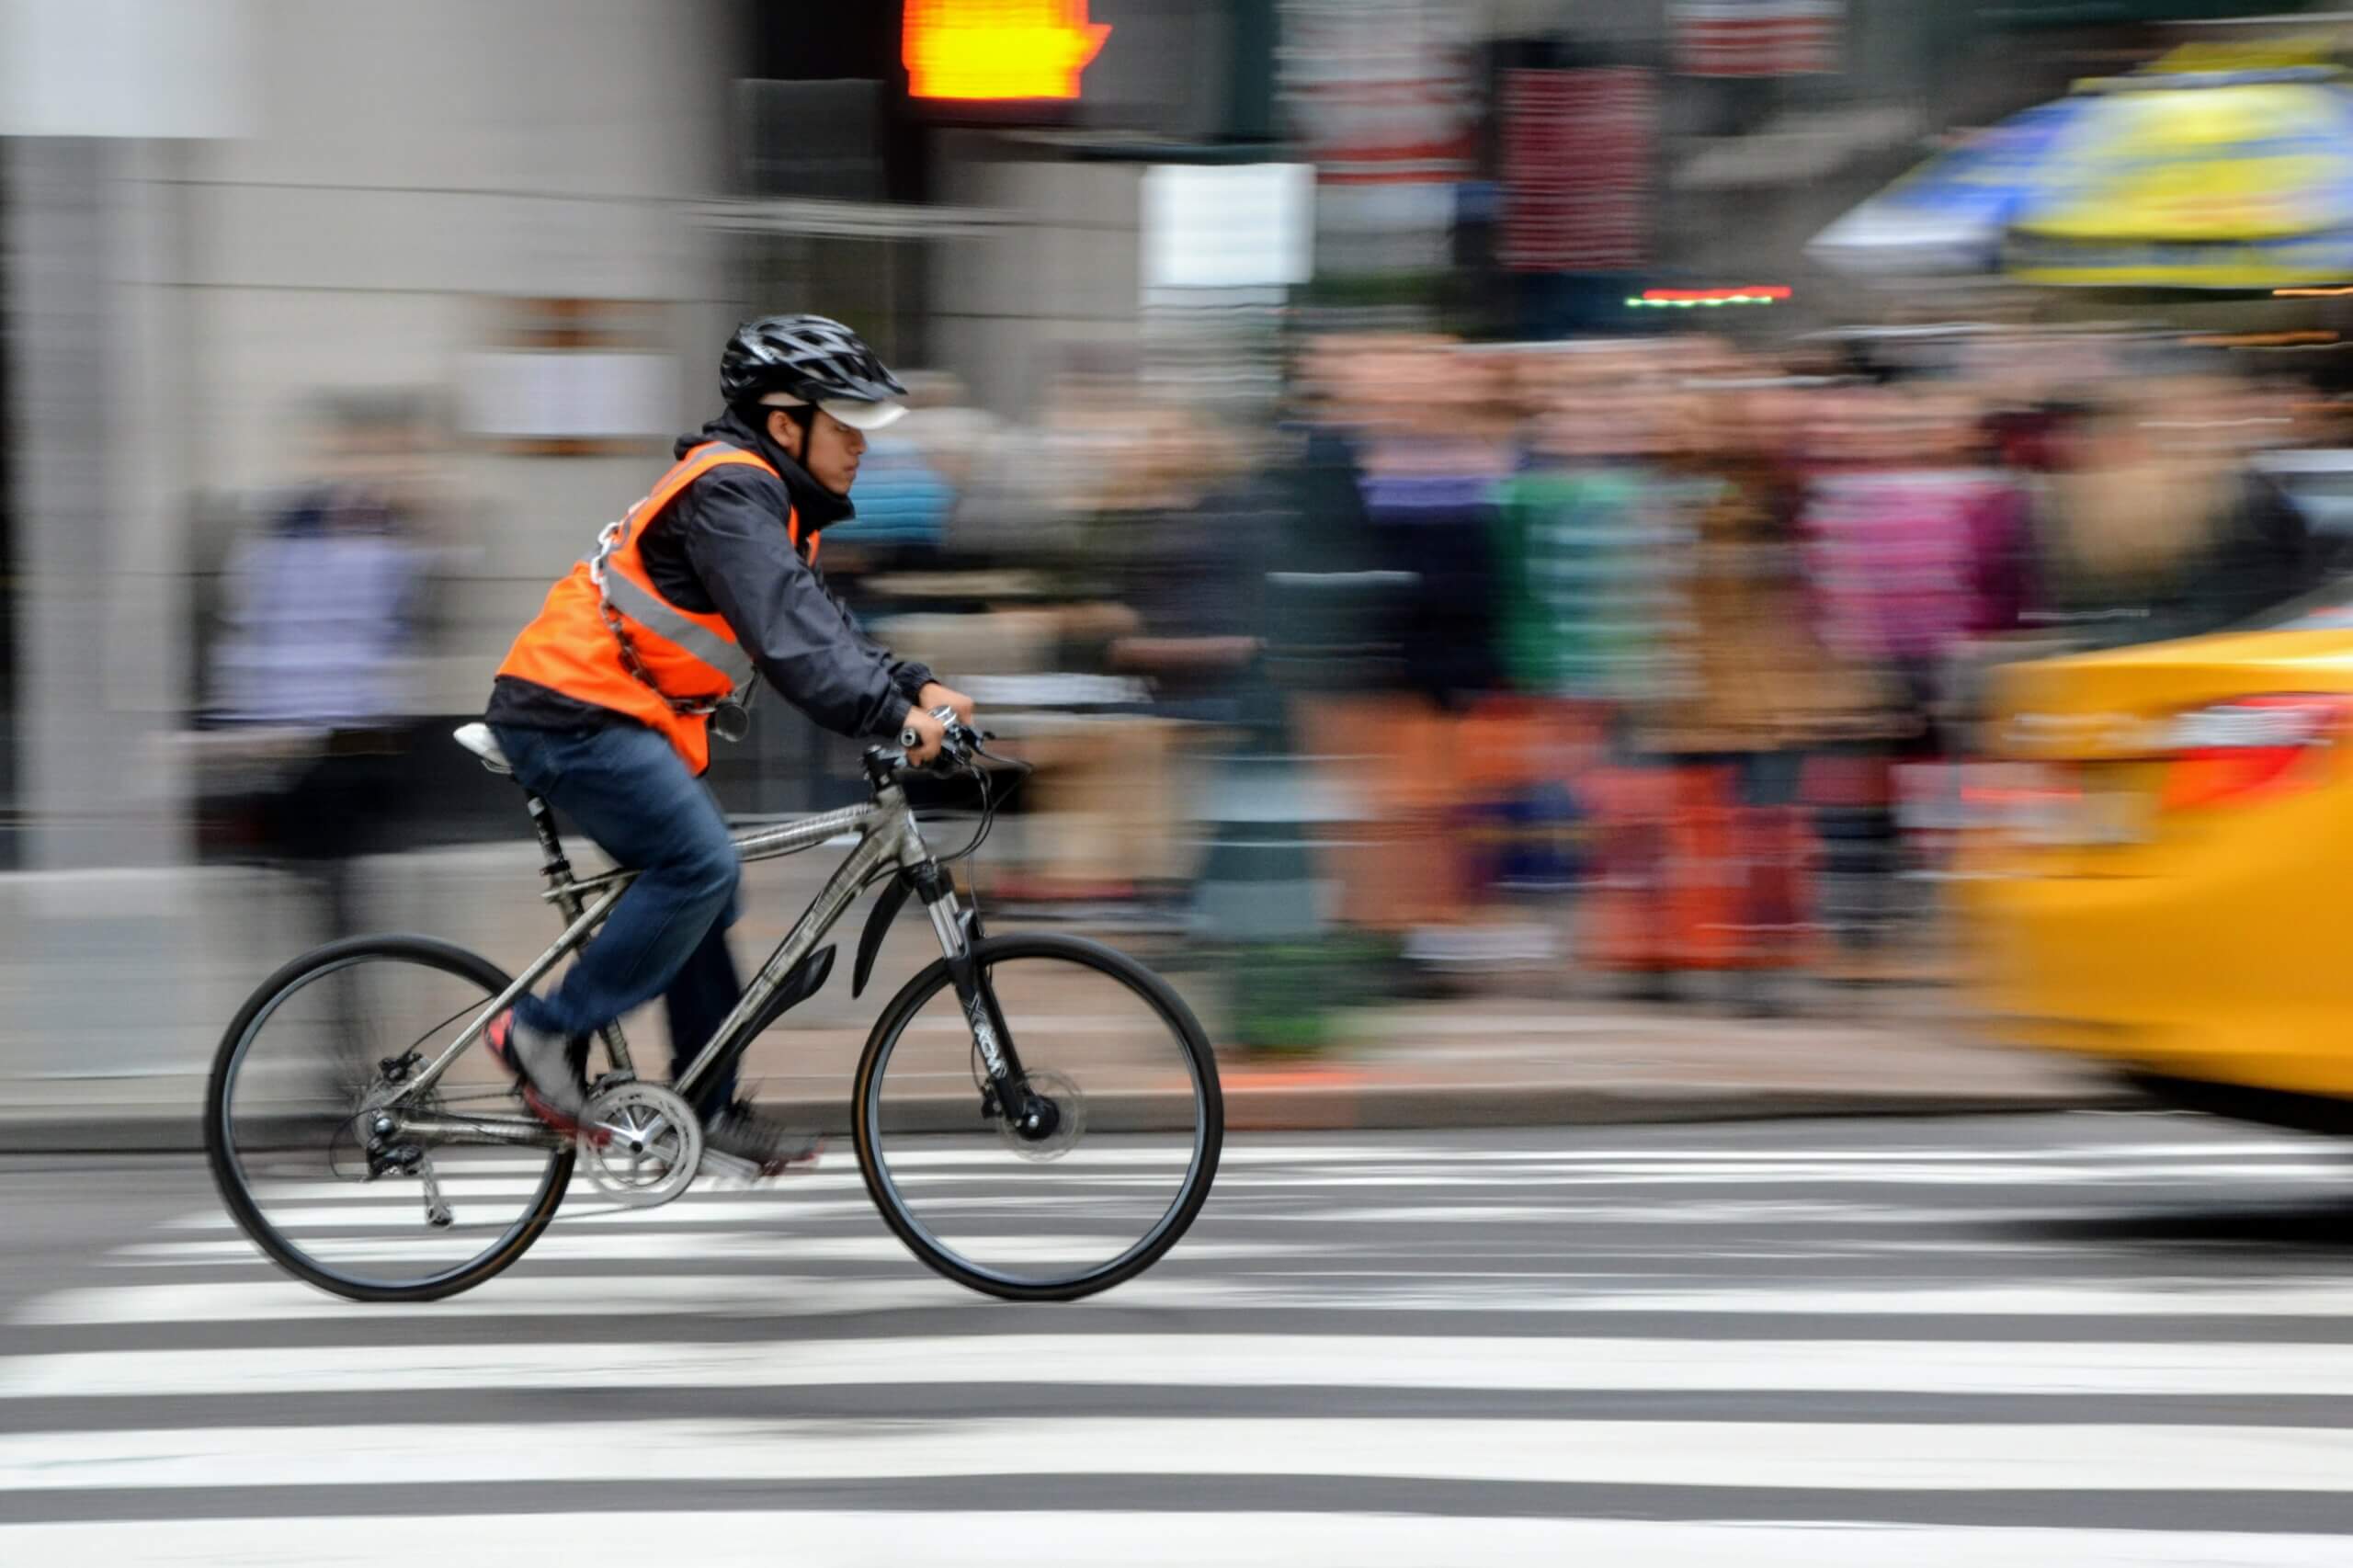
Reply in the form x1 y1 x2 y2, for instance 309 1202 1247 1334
904 0 1111 103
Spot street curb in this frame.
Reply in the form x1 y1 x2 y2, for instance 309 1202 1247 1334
0 1083 2139 1156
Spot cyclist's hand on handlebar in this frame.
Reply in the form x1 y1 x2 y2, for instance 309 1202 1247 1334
916 681 976 726
899 705 949 767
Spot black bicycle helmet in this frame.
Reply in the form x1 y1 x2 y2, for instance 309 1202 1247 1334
722 313 909 430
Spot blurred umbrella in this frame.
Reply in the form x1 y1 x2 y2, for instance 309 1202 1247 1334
1808 96 2107 280
1810 44 2353 291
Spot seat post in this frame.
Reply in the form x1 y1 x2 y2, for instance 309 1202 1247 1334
521 788 633 1079
524 793 574 892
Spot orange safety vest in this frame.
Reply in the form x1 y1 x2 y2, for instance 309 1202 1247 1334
495 442 815 774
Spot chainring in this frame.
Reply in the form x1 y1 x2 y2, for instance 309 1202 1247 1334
576 1081 703 1207
997 1067 1086 1163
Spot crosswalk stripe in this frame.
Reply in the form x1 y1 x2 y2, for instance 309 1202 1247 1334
167 1196 1178 1229
13 1334 2353 1402
211 1160 2353 1219
1311 1142 2321 1163
11 1276 985 1324
381 1141 2319 1176
3 1416 2349 1493
5 1513 2351 1568
1200 1165 2353 1187
110 1233 1292 1267
189 1187 2222 1227
25 1275 2353 1327
18 1123 2352 1559
395 1139 2325 1175
38 1271 2353 1325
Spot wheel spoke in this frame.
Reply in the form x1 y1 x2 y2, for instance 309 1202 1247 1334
209 939 574 1301
858 937 1222 1301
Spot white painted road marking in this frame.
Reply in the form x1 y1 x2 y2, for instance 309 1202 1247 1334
2 1417 2350 1494
13 1333 2353 1401
4 1513 2351 1568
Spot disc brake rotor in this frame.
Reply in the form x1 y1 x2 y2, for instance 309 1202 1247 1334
998 1067 1086 1163
577 1082 702 1207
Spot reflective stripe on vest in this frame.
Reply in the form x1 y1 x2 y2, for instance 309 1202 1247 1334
494 440 810 773
600 569 758 687
590 441 792 699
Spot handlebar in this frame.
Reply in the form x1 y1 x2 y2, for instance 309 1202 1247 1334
863 707 992 785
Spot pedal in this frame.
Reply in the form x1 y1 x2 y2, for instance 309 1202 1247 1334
696 1147 765 1185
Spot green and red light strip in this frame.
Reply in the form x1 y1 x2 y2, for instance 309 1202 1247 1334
1625 286 1791 309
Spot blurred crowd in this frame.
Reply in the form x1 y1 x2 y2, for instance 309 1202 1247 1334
181 324 2353 1022
939 324 2349 1013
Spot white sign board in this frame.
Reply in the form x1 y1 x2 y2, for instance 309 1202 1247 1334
459 352 681 442
0 0 253 138
1142 163 1315 292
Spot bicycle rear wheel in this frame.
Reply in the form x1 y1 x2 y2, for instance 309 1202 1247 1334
852 932 1222 1301
205 935 573 1301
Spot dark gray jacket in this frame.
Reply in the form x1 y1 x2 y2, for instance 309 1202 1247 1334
487 410 934 742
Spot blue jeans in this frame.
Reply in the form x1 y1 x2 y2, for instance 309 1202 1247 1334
490 722 745 1112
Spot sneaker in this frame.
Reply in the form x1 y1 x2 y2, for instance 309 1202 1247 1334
485 1010 592 1133
702 1102 824 1177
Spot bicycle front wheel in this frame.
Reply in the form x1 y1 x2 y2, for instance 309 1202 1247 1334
205 935 573 1302
852 932 1222 1301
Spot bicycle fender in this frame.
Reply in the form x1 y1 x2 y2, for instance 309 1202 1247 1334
853 873 914 998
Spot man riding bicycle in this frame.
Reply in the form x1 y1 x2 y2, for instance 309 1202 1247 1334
483 314 972 1174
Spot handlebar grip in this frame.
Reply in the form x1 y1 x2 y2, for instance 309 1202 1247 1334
898 708 977 767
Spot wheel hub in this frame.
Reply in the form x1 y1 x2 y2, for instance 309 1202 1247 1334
996 1068 1085 1163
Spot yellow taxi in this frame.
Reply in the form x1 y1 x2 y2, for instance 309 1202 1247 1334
1962 593 2353 1131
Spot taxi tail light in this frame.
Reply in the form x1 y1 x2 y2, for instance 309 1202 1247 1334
2159 695 2353 812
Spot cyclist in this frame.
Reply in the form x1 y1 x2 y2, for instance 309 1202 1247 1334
483 314 972 1174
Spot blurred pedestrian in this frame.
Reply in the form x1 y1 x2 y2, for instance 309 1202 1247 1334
2027 367 2322 649
1796 387 2023 967
1493 372 1686 707
1631 381 1904 1006
199 390 446 942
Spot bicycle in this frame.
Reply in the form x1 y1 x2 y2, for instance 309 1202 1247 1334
204 713 1223 1304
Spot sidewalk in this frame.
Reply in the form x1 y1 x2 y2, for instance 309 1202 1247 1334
0 971 2118 1153
0 841 2120 1153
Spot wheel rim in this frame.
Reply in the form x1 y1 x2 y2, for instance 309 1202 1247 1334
217 949 568 1294
861 947 1215 1292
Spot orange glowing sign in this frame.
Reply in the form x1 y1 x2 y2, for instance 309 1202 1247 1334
904 0 1111 102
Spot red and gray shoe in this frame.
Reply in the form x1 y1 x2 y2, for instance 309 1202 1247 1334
485 1010 593 1135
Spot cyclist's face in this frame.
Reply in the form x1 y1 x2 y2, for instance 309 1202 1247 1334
771 408 867 495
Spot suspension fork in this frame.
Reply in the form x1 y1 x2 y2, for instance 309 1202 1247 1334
912 861 1035 1122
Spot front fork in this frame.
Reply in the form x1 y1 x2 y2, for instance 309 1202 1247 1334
913 860 1045 1132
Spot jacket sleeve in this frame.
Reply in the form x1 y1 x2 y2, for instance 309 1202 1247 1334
815 574 937 702
673 468 913 739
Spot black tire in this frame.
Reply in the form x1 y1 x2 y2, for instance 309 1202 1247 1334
852 932 1223 1301
205 934 574 1302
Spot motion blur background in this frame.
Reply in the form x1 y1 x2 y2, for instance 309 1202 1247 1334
8 0 2353 1128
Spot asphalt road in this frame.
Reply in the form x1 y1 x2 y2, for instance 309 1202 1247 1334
5 1113 2353 1564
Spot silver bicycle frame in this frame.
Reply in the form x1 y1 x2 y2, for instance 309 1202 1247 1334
394 777 962 1136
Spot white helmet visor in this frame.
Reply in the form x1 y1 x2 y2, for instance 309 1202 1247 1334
759 391 907 432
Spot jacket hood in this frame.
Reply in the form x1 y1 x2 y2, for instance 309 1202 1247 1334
678 409 856 536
